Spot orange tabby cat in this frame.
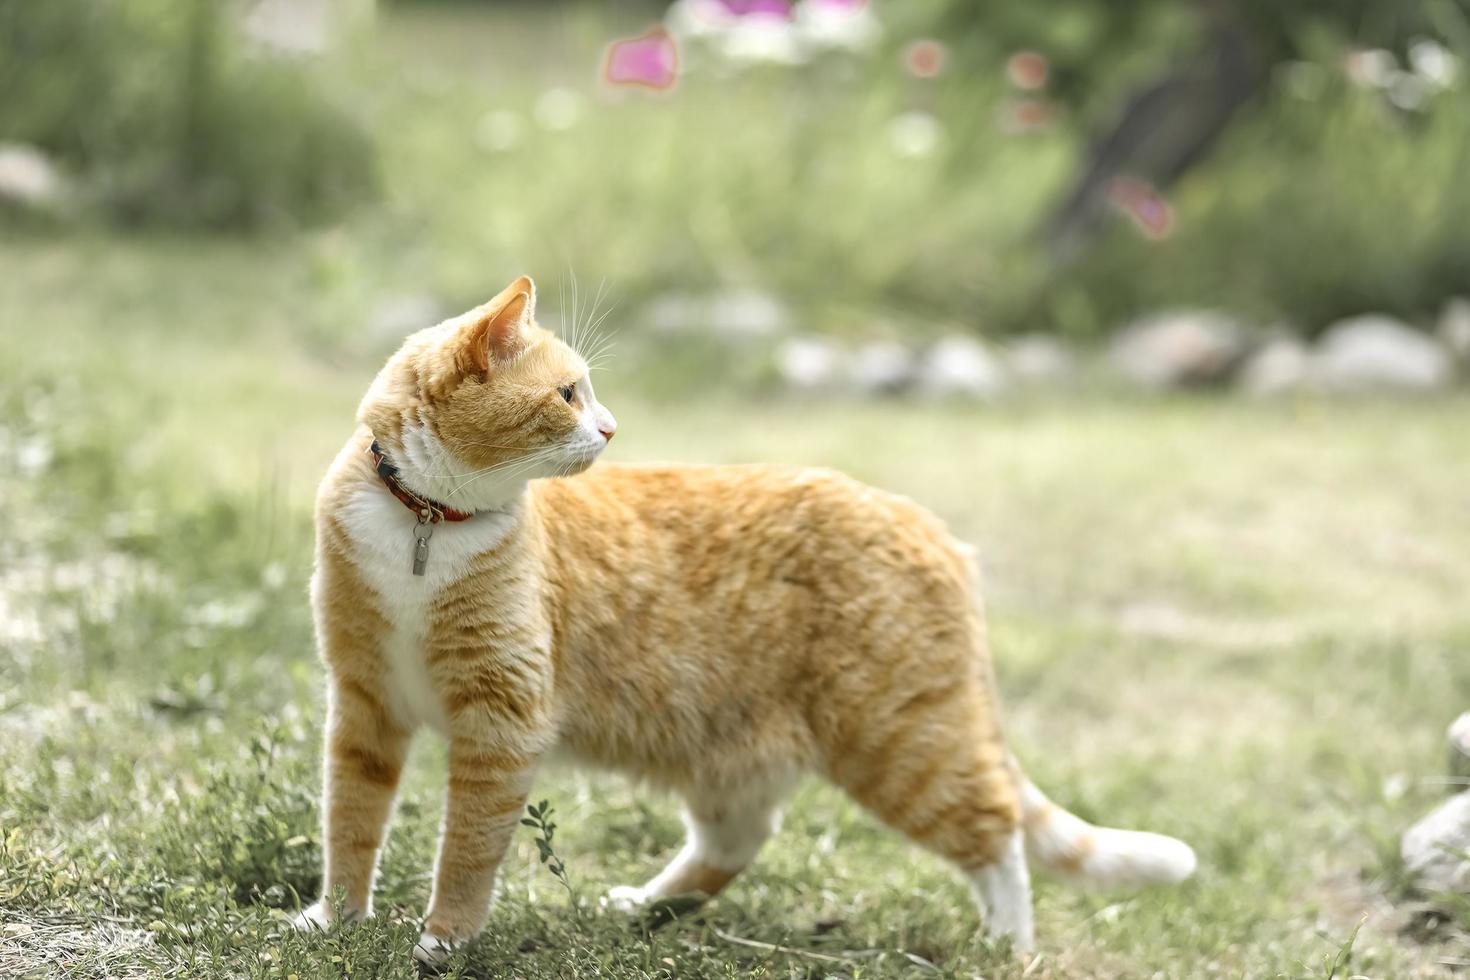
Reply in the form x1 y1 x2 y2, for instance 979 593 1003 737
292 275 1196 964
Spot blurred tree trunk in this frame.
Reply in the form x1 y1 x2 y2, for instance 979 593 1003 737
1045 0 1268 262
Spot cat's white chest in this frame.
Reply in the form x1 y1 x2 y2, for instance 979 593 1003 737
333 485 518 733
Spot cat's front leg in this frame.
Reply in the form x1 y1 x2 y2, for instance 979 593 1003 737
293 672 411 930
414 734 541 965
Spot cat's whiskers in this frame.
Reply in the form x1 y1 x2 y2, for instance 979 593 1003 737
444 445 566 498
560 276 570 353
579 338 615 378
393 453 529 481
556 269 617 375
560 272 579 354
581 333 615 372
456 439 555 453
582 278 608 346
582 293 613 338
450 452 564 498
390 444 563 495
583 337 618 373
569 270 584 357
575 286 616 369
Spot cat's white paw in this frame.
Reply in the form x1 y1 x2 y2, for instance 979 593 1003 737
412 932 458 967
601 884 650 913
289 901 334 932
288 900 363 932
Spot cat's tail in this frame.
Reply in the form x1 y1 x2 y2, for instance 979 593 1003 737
1014 765 1197 886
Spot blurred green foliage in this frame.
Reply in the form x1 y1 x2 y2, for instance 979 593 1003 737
1041 81 1470 336
2 0 1468 335
364 5 1470 339
0 0 376 227
916 0 1470 333
927 0 1470 107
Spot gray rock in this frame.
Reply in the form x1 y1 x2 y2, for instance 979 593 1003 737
1108 311 1248 388
1005 334 1075 385
646 294 701 334
776 336 845 392
0 143 65 210
647 290 790 342
1402 791 1470 894
706 289 790 340
918 336 1009 401
1315 315 1454 392
848 340 915 396
1438 298 1470 362
1451 712 1470 782
1239 335 1311 396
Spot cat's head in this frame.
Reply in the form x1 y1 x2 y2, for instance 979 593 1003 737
357 275 616 511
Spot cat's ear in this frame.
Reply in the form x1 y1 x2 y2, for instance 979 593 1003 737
458 275 537 374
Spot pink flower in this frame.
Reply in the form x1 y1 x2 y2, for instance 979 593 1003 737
1344 48 1394 88
998 98 1056 133
904 39 947 79
603 27 680 90
1107 177 1175 240
1006 50 1049 90
715 0 793 18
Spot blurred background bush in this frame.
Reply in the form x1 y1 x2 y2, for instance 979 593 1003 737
0 0 374 227
3 0 1467 348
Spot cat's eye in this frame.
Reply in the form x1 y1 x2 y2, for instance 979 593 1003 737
559 384 576 404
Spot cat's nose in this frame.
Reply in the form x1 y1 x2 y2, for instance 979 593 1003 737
598 416 617 441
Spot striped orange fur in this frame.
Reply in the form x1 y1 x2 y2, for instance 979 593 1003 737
291 276 1196 962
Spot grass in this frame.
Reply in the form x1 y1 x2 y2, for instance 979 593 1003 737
2 234 1469 979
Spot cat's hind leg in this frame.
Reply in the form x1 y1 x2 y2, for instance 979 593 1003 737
606 777 790 911
829 681 1034 952
968 827 1034 952
855 767 1033 951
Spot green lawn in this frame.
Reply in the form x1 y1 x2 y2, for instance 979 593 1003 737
1 237 1468 978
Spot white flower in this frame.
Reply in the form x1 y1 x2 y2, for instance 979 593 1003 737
720 18 806 65
15 436 52 476
796 0 880 53
887 111 941 158
1409 38 1458 89
665 0 742 39
1345 48 1395 88
261 562 289 590
777 336 844 390
666 0 807 66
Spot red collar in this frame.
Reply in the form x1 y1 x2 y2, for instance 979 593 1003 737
368 440 474 523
